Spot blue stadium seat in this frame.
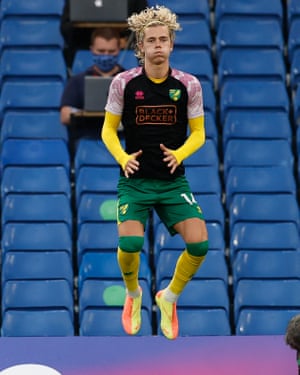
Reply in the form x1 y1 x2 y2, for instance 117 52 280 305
196 193 225 231
229 193 300 230
229 222 300 262
0 111 68 143
0 48 67 83
2 280 73 317
293 84 300 126
215 0 283 30
74 139 117 173
0 0 65 18
80 309 152 336
75 166 119 206
216 19 284 59
1 222 72 257
147 0 210 24
223 139 294 179
236 309 300 335
184 139 219 168
185 166 222 196
170 48 213 84
288 19 300 63
220 80 289 123
201 80 216 118
78 251 151 291
1 310 74 336
218 48 286 89
175 309 231 336
117 49 140 70
2 251 74 287
222 111 292 150
291 50 300 90
2 194 73 231
0 18 64 50
287 0 300 30
1 139 70 174
232 250 300 292
225 166 297 209
155 249 228 289
79 279 152 324
234 279 300 325
1 166 71 200
204 112 218 145
0 81 64 117
174 19 212 52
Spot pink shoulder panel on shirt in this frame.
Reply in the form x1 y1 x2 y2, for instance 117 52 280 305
105 67 143 115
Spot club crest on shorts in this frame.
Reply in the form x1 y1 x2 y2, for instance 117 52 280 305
169 89 181 101
119 203 129 215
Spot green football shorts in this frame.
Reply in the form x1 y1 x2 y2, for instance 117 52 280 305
117 175 205 235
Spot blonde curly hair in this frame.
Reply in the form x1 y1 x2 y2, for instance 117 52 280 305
127 5 181 63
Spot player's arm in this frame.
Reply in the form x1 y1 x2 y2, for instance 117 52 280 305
172 115 205 164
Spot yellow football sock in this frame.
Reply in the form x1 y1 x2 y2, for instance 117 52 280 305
168 249 206 295
117 247 140 292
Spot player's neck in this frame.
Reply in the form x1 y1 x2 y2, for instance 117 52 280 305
144 61 169 80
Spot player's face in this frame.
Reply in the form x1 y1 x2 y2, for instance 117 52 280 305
141 25 173 65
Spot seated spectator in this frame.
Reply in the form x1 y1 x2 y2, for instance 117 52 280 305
60 27 124 150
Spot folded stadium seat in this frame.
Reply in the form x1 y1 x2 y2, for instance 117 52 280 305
184 139 219 168
170 48 214 85
156 279 231 336
220 80 289 124
229 222 300 262
2 251 74 288
290 50 300 90
173 19 212 53
288 19 300 63
287 0 300 31
1 222 72 258
80 308 152 336
201 80 216 119
75 166 119 206
216 19 284 60
0 48 67 84
293 84 300 126
1 280 74 337
229 193 300 230
78 252 151 292
222 111 292 151
0 111 68 144
185 166 222 196
0 80 64 119
176 309 231 336
218 48 286 89
1 309 74 337
79 279 152 333
1 166 71 201
204 112 219 146
74 138 118 174
223 139 294 180
0 0 65 18
153 222 225 266
155 249 228 290
225 166 297 209
236 309 300 336
214 0 283 31
1 139 70 175
232 250 300 293
147 0 210 25
234 279 300 329
2 194 73 232
0 18 64 52
77 221 150 268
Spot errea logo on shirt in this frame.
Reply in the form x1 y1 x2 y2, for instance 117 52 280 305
136 105 177 125
135 91 145 100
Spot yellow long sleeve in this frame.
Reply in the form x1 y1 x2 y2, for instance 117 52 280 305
101 112 131 170
172 116 205 164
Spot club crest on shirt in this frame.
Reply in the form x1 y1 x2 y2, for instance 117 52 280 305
119 204 129 215
169 89 181 101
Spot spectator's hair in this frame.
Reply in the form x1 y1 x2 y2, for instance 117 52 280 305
90 27 121 46
127 6 180 62
286 314 300 352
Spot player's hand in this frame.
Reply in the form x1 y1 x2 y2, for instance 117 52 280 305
124 150 143 178
160 143 179 174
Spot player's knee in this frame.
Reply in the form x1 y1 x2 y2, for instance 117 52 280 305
186 240 209 257
119 236 144 253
